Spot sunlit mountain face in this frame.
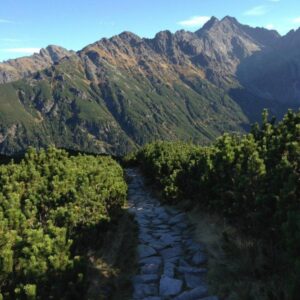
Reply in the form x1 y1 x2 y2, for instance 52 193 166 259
0 16 298 155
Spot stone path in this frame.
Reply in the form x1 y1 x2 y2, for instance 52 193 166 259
126 168 219 300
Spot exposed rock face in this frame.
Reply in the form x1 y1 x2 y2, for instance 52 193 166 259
0 45 74 83
0 16 298 155
143 16 280 86
238 27 300 105
0 16 281 88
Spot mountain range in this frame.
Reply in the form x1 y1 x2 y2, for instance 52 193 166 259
0 16 299 155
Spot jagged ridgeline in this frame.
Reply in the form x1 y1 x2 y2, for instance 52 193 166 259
0 16 299 155
0 148 127 299
129 110 300 299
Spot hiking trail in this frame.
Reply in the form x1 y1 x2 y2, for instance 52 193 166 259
126 168 218 300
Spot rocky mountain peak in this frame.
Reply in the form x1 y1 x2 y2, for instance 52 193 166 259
280 27 300 49
117 31 142 44
154 30 173 40
219 15 240 29
147 30 177 56
222 15 239 23
0 45 73 84
41 45 72 62
200 16 219 32
196 16 279 48
196 15 240 37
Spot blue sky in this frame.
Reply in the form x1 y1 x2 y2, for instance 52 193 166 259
0 0 300 61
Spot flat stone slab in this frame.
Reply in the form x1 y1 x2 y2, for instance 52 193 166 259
163 256 180 264
140 235 157 244
136 215 151 224
151 241 168 251
178 266 207 274
160 246 182 260
138 245 157 258
133 283 158 299
159 233 181 246
163 262 175 277
152 230 171 239
179 259 190 267
141 263 161 274
140 256 162 266
159 276 183 296
152 219 164 225
173 286 208 300
133 274 159 284
156 224 170 229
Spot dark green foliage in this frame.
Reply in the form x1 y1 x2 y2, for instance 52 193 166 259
135 110 300 299
0 54 248 156
0 148 127 299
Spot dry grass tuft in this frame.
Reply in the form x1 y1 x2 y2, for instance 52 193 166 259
187 207 284 300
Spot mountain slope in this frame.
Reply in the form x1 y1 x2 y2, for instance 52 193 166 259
0 45 74 83
0 16 298 155
237 27 300 106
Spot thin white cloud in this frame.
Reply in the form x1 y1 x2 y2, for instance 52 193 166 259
0 48 41 54
292 17 300 24
244 6 268 16
178 16 211 27
265 24 275 30
0 19 13 24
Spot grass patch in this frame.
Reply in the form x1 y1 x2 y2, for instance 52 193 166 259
188 209 286 300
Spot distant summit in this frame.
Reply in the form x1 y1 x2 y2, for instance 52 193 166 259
0 46 74 84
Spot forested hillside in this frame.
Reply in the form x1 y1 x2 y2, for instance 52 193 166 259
130 109 300 299
0 148 127 299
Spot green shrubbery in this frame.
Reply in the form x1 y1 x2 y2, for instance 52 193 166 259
0 148 127 299
135 110 300 299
